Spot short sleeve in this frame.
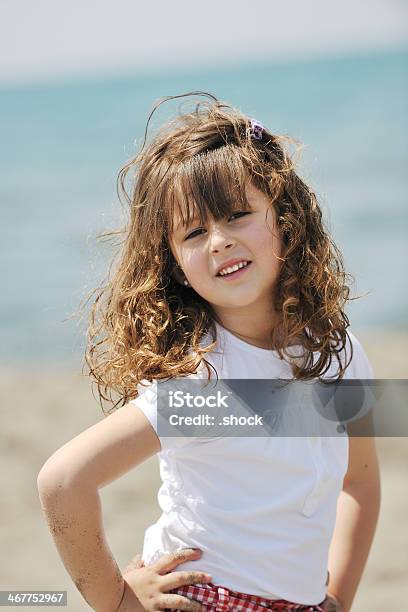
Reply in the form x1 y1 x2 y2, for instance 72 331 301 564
130 379 158 432
342 331 376 430
346 330 375 379
129 380 193 452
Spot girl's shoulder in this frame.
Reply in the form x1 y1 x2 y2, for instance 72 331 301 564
190 324 376 380
288 328 374 381
341 329 375 380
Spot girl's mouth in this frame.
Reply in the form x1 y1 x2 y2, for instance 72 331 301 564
217 261 252 281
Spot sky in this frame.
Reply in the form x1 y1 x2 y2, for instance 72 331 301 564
0 0 407 86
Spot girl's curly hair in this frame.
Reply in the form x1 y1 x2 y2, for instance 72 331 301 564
80 91 362 414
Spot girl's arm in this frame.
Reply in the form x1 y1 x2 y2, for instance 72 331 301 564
326 431 381 612
37 402 160 612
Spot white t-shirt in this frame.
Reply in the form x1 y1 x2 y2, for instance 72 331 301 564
130 322 374 605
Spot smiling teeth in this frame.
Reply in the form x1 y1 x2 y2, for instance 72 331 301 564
219 261 249 276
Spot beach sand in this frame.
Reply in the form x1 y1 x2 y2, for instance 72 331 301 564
1 328 407 611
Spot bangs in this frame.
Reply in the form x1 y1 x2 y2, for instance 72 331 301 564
165 145 254 237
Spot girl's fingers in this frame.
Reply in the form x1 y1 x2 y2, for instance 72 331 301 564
158 592 205 611
160 570 212 590
153 549 202 575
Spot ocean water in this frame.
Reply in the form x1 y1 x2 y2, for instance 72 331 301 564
1 49 407 366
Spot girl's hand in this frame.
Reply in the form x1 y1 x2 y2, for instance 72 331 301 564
117 548 212 611
321 592 343 611
123 552 145 574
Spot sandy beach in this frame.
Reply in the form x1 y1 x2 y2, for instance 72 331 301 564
1 328 407 611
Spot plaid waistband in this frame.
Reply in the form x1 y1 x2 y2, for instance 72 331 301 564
169 582 326 611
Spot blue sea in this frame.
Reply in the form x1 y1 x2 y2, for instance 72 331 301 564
1 48 407 367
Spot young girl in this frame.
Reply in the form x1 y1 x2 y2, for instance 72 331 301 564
37 91 381 612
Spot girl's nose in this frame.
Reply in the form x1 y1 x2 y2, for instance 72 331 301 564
208 223 236 253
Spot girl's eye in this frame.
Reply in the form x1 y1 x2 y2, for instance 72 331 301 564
185 212 250 240
229 211 250 221
185 228 205 240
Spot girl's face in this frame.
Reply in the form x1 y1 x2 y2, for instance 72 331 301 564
169 181 283 325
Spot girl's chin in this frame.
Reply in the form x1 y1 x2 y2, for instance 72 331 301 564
208 294 261 309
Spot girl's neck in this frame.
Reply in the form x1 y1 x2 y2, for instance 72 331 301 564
218 323 303 351
213 311 296 351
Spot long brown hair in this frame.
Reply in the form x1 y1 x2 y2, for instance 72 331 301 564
80 91 361 413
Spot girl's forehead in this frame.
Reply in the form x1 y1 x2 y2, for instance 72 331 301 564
170 181 263 226
172 203 201 231
164 145 267 233
170 199 237 238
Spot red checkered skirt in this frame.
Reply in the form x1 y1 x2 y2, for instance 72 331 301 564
168 582 326 611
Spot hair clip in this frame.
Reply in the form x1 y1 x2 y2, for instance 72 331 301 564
249 117 264 141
